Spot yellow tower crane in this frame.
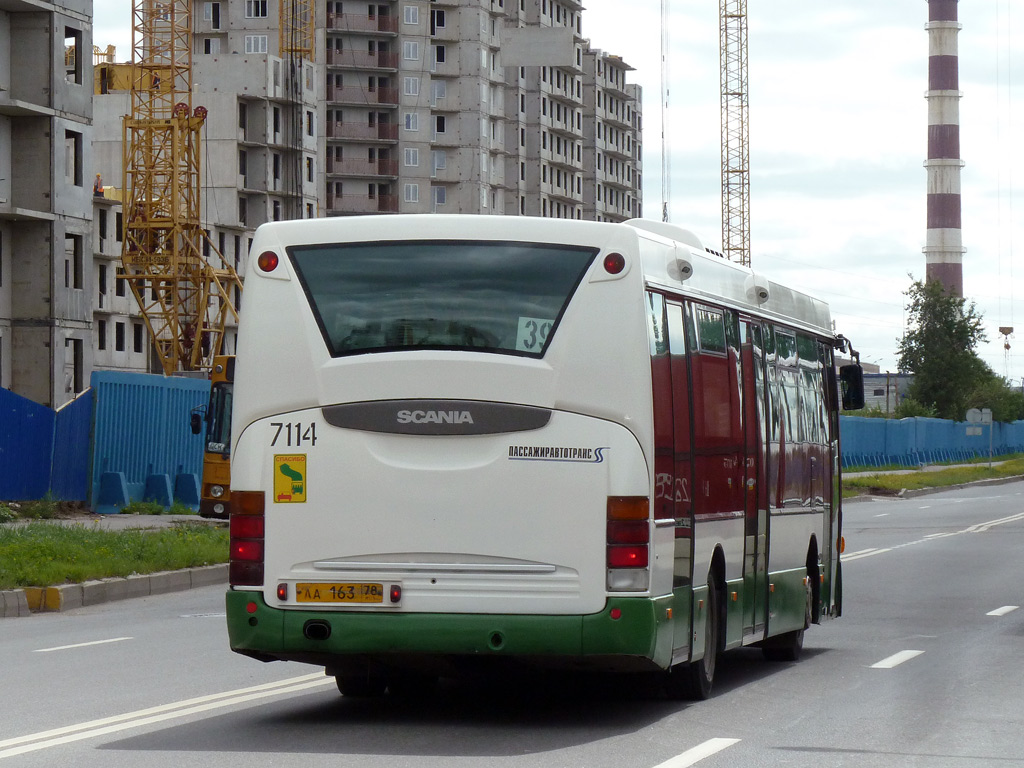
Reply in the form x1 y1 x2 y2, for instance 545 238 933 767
119 0 242 375
719 0 750 267
280 0 314 59
279 0 315 220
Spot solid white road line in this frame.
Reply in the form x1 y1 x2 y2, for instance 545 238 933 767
842 548 891 562
33 637 133 653
0 673 334 760
653 738 741 768
986 605 1019 617
871 650 924 669
846 510 1024 566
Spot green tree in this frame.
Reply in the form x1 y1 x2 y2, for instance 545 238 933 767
896 279 990 420
893 397 937 419
966 376 1024 423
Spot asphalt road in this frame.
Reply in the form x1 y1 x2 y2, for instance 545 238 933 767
3 482 1023 767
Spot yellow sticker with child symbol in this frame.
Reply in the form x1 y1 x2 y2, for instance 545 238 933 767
273 455 307 503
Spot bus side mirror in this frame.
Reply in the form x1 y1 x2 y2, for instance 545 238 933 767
839 364 865 411
190 409 203 435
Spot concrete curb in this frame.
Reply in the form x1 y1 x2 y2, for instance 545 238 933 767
1 564 227 618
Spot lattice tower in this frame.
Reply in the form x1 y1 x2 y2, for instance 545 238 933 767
720 0 750 267
119 0 242 375
279 0 315 220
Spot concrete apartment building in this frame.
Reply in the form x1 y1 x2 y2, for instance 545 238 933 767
3 0 640 406
582 49 642 222
1 0 95 406
322 0 641 219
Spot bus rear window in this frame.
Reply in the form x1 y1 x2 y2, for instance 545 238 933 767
289 240 598 358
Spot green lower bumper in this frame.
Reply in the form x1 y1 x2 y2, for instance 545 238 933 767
226 590 675 670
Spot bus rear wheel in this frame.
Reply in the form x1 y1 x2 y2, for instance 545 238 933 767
387 672 439 698
335 669 387 698
665 576 719 701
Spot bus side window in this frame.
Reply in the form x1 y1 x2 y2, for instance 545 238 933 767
689 303 744 518
666 301 693 588
647 292 673 522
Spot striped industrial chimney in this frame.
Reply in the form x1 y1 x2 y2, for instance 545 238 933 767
924 0 965 297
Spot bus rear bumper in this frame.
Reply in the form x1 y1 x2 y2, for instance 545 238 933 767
226 590 675 672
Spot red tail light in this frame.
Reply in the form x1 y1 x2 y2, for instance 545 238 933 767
607 520 648 544
608 546 649 568
606 497 649 570
230 539 263 562
230 491 265 587
230 514 264 539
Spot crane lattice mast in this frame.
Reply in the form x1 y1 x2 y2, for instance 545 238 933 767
720 0 750 266
279 0 315 220
661 0 671 223
120 0 241 375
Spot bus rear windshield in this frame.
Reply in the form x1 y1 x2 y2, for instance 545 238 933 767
289 240 598 358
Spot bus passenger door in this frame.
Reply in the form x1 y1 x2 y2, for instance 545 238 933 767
740 320 768 641
648 294 693 663
666 302 693 590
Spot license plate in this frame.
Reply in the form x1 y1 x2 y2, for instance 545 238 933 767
295 582 384 603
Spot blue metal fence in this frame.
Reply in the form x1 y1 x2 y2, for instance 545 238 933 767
50 390 93 501
90 371 209 513
0 388 56 501
840 416 1024 468
0 372 209 511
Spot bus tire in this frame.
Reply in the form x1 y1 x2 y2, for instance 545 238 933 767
762 575 812 662
387 672 439 698
335 670 387 698
665 574 719 700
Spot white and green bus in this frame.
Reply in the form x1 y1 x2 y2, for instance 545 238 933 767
226 215 863 699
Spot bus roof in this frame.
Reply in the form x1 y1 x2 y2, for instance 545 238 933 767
251 214 835 340
624 219 835 338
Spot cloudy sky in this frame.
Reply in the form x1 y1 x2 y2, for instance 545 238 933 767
92 1 1024 382
579 0 1024 382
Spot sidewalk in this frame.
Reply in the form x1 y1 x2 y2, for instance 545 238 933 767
1 514 227 618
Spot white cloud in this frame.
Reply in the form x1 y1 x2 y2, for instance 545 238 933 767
585 0 1024 382
89 0 1024 383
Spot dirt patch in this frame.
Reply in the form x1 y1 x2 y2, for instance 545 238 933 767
864 486 902 497
1 500 96 520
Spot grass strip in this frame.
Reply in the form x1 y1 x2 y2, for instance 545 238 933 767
842 458 1024 496
0 522 228 591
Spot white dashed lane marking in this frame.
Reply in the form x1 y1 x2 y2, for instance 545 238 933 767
653 738 742 767
986 606 1019 617
33 637 133 653
871 650 924 669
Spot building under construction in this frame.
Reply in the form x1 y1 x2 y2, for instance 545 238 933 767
0 0 94 406
3 0 642 404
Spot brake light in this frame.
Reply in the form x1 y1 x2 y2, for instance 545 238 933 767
230 539 263 562
606 496 650 592
257 251 280 273
603 252 626 274
608 546 649 568
230 491 265 587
